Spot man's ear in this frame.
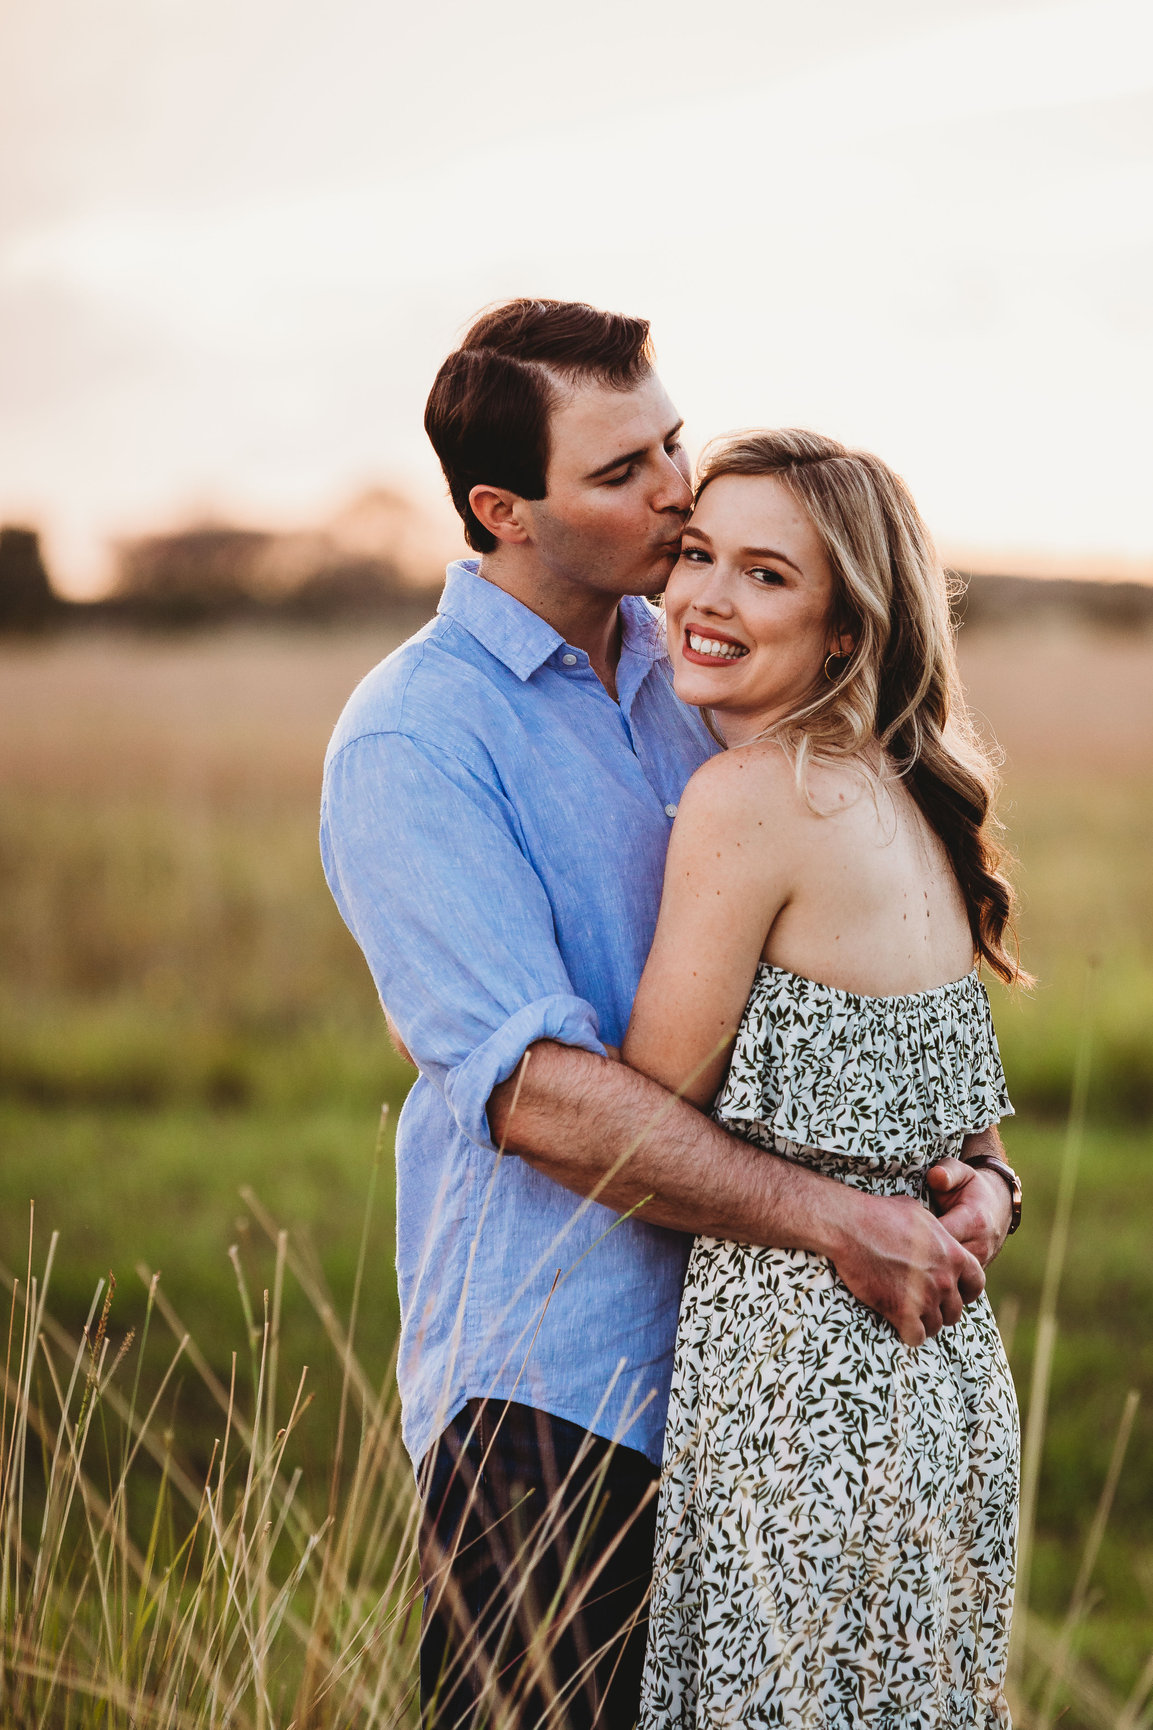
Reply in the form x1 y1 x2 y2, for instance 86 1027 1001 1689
469 484 532 546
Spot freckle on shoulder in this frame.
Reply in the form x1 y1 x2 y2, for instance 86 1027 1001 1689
679 741 799 839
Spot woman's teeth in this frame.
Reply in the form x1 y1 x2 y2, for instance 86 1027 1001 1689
687 631 748 660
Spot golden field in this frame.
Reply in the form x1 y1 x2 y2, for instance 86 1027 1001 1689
0 616 1150 1725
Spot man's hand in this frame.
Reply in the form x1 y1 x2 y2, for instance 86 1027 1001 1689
829 1192 986 1348
927 1160 1013 1267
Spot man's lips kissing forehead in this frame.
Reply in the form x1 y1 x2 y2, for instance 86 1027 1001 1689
682 626 750 664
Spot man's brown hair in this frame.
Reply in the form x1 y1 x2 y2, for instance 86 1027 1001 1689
424 299 654 553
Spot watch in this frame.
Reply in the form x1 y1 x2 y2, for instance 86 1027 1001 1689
962 1152 1022 1235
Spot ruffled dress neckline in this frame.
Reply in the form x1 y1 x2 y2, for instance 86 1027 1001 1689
713 961 1013 1188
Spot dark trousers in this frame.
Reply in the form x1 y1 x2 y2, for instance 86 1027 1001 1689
418 1400 660 1730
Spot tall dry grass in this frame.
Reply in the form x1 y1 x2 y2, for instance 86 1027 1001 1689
0 1053 1148 1729
0 1117 426 1729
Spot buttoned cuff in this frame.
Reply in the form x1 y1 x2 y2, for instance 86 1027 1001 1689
443 994 606 1153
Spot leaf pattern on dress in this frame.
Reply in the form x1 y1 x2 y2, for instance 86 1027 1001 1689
640 966 1019 1730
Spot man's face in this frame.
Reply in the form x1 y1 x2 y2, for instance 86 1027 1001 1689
519 371 692 598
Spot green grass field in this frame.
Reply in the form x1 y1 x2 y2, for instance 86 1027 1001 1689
1 620 1151 1724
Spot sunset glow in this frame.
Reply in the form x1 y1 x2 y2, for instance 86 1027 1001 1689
1 0 1150 593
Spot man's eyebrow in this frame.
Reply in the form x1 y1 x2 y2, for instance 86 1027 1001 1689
584 420 685 481
681 525 803 575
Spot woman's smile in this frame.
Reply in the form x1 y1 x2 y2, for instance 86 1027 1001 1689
682 626 750 664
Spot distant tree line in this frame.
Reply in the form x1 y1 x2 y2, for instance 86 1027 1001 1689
0 488 451 634
2 517 1153 635
0 524 431 632
110 523 419 627
957 571 1153 633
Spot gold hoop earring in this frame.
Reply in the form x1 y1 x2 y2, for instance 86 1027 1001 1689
824 652 844 682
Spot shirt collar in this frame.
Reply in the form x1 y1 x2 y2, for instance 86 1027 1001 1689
438 559 669 681
437 560 565 681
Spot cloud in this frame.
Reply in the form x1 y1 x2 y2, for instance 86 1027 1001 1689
6 0 1151 326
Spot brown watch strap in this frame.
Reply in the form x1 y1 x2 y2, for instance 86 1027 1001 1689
962 1152 1022 1234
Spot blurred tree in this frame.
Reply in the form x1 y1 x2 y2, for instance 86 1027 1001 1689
114 526 272 625
111 517 415 625
0 527 62 633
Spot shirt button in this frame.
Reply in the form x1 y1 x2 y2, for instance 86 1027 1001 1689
561 652 578 666
664 803 679 818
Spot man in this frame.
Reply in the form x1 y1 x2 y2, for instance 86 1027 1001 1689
320 299 1017 1728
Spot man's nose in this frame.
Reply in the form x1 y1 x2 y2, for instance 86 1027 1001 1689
652 449 693 516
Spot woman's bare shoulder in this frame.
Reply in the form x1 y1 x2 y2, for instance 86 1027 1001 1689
675 741 813 842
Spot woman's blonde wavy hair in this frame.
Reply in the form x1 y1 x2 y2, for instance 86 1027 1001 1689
694 428 1027 986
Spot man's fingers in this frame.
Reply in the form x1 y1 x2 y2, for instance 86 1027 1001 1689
957 1252 986 1305
915 1307 939 1342
835 1191 989 1344
905 1247 979 1343
926 1159 968 1201
935 1167 1013 1268
897 1312 928 1347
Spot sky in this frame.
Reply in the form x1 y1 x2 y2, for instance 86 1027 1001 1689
1 0 1150 594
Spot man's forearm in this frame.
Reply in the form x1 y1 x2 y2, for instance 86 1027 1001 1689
490 1038 852 1254
488 1040 985 1346
962 1124 1005 1161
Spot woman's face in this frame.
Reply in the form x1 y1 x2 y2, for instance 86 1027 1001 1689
664 472 848 745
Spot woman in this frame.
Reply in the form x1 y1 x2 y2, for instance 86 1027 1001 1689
624 430 1022 1727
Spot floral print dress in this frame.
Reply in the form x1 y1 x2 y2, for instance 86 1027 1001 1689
640 964 1019 1730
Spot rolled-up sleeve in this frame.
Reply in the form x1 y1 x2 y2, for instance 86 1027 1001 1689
321 729 605 1151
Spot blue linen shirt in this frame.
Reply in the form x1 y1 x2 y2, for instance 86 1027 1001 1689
320 559 716 1470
